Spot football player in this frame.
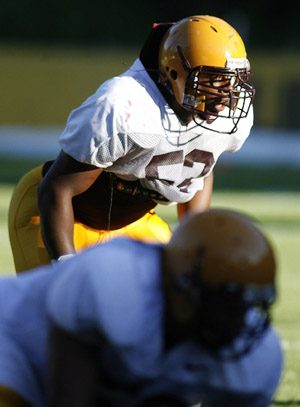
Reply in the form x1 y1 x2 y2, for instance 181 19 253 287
8 15 255 272
0 209 282 406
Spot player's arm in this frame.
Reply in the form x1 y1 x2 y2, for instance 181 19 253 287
177 172 213 221
38 150 103 260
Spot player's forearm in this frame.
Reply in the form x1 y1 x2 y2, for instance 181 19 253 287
39 191 76 260
42 215 75 260
177 172 214 221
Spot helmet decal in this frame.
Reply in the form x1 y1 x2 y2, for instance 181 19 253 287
226 57 251 70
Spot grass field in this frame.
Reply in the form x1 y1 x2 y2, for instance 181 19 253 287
1 182 300 405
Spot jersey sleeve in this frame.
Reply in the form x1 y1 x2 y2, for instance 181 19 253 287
45 243 133 335
46 240 160 346
59 79 136 168
149 323 283 407
227 105 254 153
204 326 283 407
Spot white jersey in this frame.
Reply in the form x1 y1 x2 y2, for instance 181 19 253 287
59 59 253 203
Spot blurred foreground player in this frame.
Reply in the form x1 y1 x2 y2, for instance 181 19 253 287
8 14 255 272
0 209 282 406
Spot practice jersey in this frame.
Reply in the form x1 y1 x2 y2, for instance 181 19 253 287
59 59 253 203
0 239 282 406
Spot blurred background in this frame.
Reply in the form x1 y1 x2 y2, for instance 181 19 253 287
0 0 300 127
0 0 300 168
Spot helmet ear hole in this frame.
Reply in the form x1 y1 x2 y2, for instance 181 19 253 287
170 69 178 80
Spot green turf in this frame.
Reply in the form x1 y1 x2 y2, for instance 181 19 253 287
0 185 15 272
1 183 300 404
214 165 300 192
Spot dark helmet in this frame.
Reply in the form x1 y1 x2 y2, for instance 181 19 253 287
167 208 276 350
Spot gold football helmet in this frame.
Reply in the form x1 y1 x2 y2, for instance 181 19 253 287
169 208 276 289
158 16 255 133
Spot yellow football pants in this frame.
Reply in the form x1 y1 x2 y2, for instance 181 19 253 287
8 166 172 273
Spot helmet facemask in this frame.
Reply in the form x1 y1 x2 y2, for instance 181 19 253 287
183 65 255 134
175 246 275 353
193 280 275 353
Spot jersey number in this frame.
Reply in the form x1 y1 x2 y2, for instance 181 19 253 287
145 149 214 183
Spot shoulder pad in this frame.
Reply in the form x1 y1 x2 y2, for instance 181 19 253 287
128 132 163 149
